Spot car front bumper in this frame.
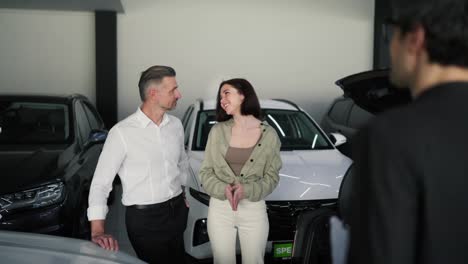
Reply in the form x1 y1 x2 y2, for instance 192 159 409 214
184 188 337 260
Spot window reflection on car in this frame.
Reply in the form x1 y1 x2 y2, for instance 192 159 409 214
0 102 71 144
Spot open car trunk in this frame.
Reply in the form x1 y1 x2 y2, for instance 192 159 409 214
335 69 411 114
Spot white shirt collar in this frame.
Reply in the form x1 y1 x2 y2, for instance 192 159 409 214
135 107 170 128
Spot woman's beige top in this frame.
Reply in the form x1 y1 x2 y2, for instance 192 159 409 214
225 146 256 177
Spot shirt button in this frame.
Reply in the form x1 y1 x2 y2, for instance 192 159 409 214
250 159 254 162
258 144 261 147
263 129 266 132
240 174 244 177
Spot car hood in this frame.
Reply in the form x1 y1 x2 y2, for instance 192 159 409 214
0 147 65 194
188 149 352 201
336 69 411 114
0 230 144 264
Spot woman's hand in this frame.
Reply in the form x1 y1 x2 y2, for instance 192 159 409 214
225 184 235 209
231 183 245 211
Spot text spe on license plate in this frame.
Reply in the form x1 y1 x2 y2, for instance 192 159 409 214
273 241 293 259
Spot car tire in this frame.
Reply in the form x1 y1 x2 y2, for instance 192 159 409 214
292 208 335 264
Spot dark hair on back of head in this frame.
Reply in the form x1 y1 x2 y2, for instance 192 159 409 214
138 65 176 101
216 78 261 122
390 0 468 67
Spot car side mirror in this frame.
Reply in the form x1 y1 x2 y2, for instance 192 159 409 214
329 132 347 147
86 129 108 146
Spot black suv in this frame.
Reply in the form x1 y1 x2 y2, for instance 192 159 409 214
321 69 411 157
0 94 108 239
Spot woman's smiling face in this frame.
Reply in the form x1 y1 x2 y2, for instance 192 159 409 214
220 84 244 116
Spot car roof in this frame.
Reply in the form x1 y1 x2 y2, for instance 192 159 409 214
200 99 298 111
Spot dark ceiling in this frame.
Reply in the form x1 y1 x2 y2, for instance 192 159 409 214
0 0 124 13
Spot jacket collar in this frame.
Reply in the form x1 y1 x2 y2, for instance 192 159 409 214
220 118 270 145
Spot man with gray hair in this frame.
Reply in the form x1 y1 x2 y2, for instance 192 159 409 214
87 65 189 263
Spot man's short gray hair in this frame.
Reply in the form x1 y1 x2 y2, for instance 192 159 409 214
138 65 176 101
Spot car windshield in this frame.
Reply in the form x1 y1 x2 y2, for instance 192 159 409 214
193 109 333 151
0 100 71 144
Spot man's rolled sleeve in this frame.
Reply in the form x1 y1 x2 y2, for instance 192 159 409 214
87 126 126 221
87 205 109 221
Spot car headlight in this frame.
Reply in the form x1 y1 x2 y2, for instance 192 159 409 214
0 182 66 213
189 187 210 206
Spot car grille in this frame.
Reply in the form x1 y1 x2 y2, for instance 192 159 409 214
266 199 336 241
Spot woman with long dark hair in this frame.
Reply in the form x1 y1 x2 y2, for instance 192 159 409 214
199 78 282 264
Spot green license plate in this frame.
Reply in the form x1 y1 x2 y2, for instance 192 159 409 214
273 241 293 259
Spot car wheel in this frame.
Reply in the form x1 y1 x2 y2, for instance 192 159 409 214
293 208 335 264
305 212 333 264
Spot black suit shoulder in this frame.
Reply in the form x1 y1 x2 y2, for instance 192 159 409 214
365 83 468 148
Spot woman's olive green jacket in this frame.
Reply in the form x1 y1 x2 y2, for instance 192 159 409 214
199 119 282 202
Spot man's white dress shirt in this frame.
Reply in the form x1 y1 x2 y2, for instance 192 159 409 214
87 108 188 220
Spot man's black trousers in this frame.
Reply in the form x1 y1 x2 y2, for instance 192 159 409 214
125 193 189 264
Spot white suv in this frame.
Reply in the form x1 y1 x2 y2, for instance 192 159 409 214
181 99 352 261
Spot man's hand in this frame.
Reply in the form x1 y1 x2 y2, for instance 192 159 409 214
90 220 119 251
231 183 245 211
92 232 119 251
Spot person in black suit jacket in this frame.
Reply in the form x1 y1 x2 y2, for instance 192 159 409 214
348 0 468 263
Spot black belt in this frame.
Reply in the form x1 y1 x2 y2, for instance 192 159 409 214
128 193 183 210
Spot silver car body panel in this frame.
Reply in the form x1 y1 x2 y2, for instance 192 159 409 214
189 149 351 200
0 231 145 264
